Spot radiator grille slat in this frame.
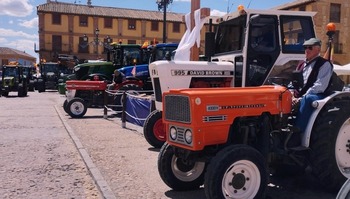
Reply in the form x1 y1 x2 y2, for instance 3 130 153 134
153 78 162 102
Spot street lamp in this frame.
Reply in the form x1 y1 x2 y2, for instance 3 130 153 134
156 0 173 43
82 28 113 60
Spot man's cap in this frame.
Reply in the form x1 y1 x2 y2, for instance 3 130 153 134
303 38 321 46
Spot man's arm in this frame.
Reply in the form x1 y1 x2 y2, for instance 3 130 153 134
306 61 333 95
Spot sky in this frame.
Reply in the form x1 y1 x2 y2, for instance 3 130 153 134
0 0 294 63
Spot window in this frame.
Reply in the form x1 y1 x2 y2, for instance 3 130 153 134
333 30 342 54
128 40 136 44
151 21 159 31
128 19 136 30
79 16 88 27
103 37 113 53
104 18 112 28
2 59 9 65
52 35 62 53
280 15 315 53
52 13 61 25
173 22 180 33
330 3 341 23
79 36 89 53
299 6 306 11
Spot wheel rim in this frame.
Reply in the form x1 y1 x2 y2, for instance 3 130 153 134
335 118 350 178
153 119 165 141
222 160 261 199
70 101 85 115
171 155 205 182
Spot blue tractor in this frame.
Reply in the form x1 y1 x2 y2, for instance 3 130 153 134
118 43 178 90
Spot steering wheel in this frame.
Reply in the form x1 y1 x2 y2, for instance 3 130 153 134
267 77 291 88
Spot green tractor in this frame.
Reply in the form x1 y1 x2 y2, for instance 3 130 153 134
22 65 36 91
58 43 145 94
1 63 28 97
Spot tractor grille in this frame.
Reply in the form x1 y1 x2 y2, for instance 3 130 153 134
164 95 191 123
153 78 162 102
172 126 186 144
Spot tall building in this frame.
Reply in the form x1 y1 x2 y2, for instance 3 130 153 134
36 1 186 62
275 0 350 65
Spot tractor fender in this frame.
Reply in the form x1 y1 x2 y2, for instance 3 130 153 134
301 91 350 147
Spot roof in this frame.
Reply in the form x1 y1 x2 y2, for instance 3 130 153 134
272 0 317 10
0 47 36 60
37 1 184 22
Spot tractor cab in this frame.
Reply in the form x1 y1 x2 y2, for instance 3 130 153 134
1 62 28 97
110 43 145 68
206 8 316 87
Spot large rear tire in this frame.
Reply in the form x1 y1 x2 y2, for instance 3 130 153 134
67 98 87 118
158 143 206 191
309 97 350 192
143 110 165 148
205 145 268 199
111 84 142 111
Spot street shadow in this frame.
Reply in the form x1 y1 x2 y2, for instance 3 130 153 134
148 147 160 152
68 115 105 119
164 188 206 199
157 171 337 199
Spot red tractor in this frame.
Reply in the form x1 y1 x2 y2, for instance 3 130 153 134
64 74 142 118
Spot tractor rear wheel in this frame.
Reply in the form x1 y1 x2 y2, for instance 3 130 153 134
309 97 350 192
67 98 87 118
111 84 142 111
204 145 268 199
143 110 165 148
158 143 206 191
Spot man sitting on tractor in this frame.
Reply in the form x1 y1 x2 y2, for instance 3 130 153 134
292 38 333 145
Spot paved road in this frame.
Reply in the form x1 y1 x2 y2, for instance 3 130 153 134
0 91 101 199
0 91 340 198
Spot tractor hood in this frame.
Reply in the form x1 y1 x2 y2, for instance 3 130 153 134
118 64 149 77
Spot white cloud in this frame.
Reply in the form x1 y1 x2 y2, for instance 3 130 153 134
211 9 226 16
7 39 37 54
0 28 38 40
0 0 33 17
19 17 38 28
0 38 8 43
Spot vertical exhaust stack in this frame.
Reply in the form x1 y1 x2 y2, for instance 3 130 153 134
87 0 92 6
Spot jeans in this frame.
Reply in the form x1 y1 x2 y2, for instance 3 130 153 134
295 93 326 134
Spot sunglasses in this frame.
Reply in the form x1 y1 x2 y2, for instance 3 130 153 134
304 46 314 50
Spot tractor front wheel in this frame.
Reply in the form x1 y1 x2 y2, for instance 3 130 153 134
143 110 165 148
158 143 206 191
204 145 268 199
67 98 87 118
63 99 69 113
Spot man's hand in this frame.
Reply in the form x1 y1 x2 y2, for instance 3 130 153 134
292 97 301 106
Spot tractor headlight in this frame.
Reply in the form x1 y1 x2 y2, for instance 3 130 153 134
169 126 177 140
184 129 192 144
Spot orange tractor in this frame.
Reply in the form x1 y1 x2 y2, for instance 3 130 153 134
159 84 349 199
